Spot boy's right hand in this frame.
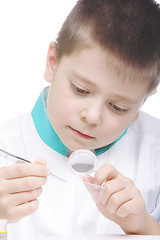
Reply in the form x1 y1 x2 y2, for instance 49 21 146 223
0 159 50 223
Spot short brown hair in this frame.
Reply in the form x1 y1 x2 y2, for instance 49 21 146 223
56 0 160 94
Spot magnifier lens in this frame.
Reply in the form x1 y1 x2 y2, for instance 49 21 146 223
68 149 96 174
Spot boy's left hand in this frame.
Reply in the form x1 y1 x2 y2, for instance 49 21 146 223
83 163 147 234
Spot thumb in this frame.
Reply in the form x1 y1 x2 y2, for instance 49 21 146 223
34 158 47 166
83 175 94 184
83 175 101 204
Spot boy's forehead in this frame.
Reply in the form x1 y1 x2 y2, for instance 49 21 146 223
70 69 146 105
56 47 148 104
62 45 150 94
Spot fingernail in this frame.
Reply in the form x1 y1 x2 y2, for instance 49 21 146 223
44 167 50 176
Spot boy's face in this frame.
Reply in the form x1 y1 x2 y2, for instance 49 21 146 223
46 44 147 151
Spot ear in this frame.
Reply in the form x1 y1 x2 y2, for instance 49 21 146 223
44 41 58 83
148 88 157 97
132 112 139 122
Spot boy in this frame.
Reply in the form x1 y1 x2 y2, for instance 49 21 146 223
0 0 160 239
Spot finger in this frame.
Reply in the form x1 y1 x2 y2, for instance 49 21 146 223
83 175 95 191
94 163 120 186
0 162 50 180
116 192 146 218
7 199 39 223
0 187 42 210
10 187 43 206
34 158 47 166
83 175 94 184
106 188 133 214
99 176 129 204
16 158 47 166
116 198 135 218
7 176 47 193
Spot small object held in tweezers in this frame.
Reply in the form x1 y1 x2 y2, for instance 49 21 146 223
0 148 66 183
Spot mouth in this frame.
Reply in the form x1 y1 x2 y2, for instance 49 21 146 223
69 127 94 140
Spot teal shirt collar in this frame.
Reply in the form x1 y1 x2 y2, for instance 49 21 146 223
31 87 127 156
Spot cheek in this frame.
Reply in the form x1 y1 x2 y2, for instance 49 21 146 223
48 92 76 123
100 116 129 140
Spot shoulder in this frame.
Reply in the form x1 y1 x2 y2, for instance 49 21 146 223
0 115 22 140
128 111 160 147
0 113 33 138
0 113 36 154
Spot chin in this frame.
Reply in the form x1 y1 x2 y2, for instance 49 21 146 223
64 141 88 152
66 145 82 152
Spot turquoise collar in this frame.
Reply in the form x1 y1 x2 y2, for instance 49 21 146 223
31 87 127 156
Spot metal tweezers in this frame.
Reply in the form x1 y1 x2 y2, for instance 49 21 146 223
0 148 66 183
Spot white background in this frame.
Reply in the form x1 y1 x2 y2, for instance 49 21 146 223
0 0 160 123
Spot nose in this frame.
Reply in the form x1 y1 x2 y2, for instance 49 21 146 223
80 101 102 125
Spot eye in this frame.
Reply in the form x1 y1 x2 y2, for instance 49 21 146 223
70 82 90 95
109 103 128 113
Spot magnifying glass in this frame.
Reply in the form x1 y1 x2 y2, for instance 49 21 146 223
68 149 96 176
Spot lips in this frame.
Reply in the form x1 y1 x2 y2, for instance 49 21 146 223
69 127 94 139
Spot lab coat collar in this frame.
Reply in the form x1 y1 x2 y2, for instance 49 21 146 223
31 87 127 156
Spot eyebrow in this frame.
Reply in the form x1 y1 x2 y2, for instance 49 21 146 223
70 71 96 87
70 71 140 105
112 94 140 105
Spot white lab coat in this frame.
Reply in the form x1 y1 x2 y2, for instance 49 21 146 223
0 90 160 240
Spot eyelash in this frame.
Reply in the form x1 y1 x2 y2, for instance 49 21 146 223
70 82 90 95
109 103 128 113
70 82 128 113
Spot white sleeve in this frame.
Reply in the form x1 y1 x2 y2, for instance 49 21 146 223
151 149 160 223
